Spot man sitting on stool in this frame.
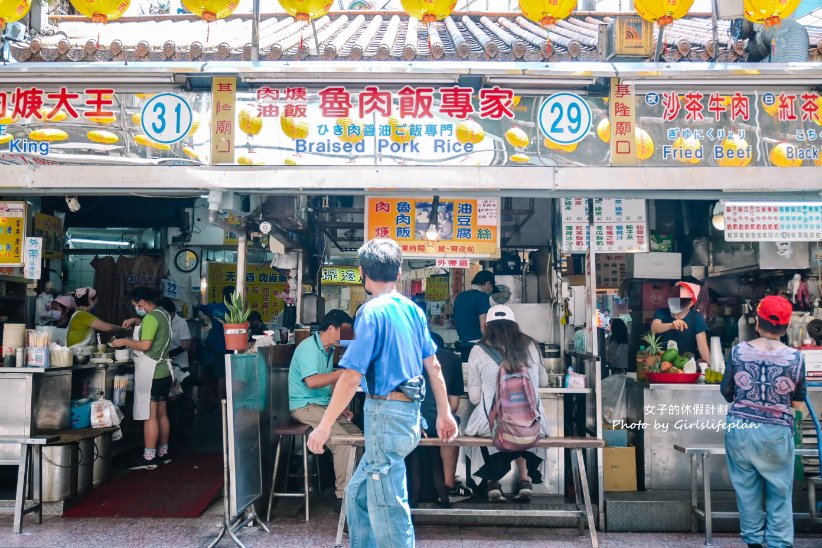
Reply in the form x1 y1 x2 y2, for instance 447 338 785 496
288 309 360 511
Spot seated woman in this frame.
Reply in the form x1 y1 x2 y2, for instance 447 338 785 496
606 318 629 373
463 305 549 503
66 287 124 347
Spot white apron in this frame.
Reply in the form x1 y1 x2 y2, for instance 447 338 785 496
132 309 172 421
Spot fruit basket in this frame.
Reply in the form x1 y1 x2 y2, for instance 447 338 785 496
646 372 700 384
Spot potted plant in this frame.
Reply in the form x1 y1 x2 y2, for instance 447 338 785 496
637 332 662 381
217 292 251 351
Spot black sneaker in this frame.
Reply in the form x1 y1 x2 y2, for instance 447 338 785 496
446 484 473 502
129 456 158 470
487 481 505 503
513 480 532 502
158 453 172 465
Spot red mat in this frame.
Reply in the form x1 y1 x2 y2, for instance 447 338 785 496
64 453 223 518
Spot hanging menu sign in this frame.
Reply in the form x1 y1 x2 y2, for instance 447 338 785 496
593 198 646 223
0 201 26 267
562 198 590 223
562 198 648 253
724 202 822 242
320 266 362 285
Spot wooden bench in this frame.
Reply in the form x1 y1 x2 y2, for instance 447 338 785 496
0 435 59 534
329 435 604 548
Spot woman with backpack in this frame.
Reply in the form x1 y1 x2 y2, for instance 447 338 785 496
463 305 549 502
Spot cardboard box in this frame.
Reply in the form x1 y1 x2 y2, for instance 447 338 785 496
627 252 682 280
641 282 671 311
603 429 628 447
603 447 637 492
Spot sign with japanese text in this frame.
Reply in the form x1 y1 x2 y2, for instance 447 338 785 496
434 258 470 269
33 213 62 259
562 198 648 254
23 237 42 280
365 197 500 258
211 77 236 164
724 202 822 242
425 275 450 302
0 201 26 267
207 263 289 323
320 266 362 285
610 80 636 166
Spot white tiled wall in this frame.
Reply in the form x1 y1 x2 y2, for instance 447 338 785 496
65 254 112 292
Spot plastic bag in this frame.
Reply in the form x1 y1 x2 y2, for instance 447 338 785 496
169 366 190 398
601 373 627 426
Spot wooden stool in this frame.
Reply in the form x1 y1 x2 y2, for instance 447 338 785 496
266 421 322 522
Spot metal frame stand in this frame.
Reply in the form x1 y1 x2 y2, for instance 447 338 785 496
208 400 270 548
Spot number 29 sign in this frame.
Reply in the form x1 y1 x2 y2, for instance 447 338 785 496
141 93 193 145
538 93 592 146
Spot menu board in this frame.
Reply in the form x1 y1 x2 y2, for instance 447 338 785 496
320 266 361 285
0 201 26 267
207 263 289 323
365 197 500 258
592 222 648 253
425 275 450 302
562 198 648 253
724 202 822 242
593 198 646 223
562 198 590 223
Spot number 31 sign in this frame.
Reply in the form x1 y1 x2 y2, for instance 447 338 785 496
538 93 592 146
141 93 193 145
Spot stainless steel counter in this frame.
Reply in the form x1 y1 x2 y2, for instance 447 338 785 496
0 367 71 463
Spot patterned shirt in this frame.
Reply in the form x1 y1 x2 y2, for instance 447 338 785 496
720 341 806 428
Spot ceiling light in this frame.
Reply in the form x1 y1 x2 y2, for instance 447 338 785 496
711 202 725 231
70 238 131 246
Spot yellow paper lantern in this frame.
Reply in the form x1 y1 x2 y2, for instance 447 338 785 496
0 114 18 125
505 127 530 149
284 155 301 165
281 115 309 140
0 0 31 30
183 146 201 161
337 118 364 144
510 153 531 163
29 128 68 142
388 117 415 145
69 0 131 23
238 107 263 137
716 136 752 167
277 0 332 22
37 108 68 122
135 93 155 100
635 128 654 161
743 0 800 27
672 135 702 165
134 134 171 151
188 116 202 136
88 114 117 125
762 98 779 117
0 133 13 145
543 137 578 153
181 0 238 22
401 0 456 23
596 118 610 143
237 152 265 165
770 142 802 167
635 0 694 26
87 130 119 144
455 120 486 145
519 0 577 28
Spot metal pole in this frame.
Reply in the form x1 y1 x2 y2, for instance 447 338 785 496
251 0 261 62
710 0 719 63
295 251 304 325
237 233 248 298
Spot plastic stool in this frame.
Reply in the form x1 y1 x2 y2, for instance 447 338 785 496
266 421 322 521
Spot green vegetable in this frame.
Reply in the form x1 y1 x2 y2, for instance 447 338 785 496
661 348 679 364
673 356 689 369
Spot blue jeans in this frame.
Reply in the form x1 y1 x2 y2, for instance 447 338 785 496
346 397 421 548
725 416 795 548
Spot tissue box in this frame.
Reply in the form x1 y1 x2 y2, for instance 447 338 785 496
603 429 628 447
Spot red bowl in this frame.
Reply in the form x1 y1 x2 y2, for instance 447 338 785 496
646 372 700 384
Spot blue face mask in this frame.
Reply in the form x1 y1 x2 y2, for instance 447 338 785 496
135 306 147 317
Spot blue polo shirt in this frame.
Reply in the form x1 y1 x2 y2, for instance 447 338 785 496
288 332 335 411
454 289 491 342
339 291 435 397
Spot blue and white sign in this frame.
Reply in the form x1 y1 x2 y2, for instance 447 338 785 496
141 93 193 145
538 93 592 146
162 277 182 300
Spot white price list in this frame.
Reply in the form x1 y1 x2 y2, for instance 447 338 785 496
724 202 822 242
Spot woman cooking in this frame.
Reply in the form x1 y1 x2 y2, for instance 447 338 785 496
651 281 711 366
66 287 124 347
110 287 173 470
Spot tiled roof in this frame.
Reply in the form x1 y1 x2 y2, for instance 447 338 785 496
12 11 822 64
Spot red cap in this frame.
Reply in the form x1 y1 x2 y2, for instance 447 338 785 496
757 296 792 326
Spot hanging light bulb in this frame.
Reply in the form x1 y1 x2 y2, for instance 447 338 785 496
711 202 725 231
425 224 439 242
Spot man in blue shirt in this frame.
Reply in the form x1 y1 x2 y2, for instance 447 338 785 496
453 270 495 361
197 285 234 402
307 238 458 548
289 309 359 505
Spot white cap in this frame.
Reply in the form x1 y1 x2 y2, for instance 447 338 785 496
486 304 516 324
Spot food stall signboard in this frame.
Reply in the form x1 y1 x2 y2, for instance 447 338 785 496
33 213 63 259
609 80 637 166
23 237 42 280
0 201 26 267
724 202 822 242
207 263 289 322
365 197 500 258
562 198 648 254
320 266 361 285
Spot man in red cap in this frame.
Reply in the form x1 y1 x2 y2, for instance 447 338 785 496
651 281 711 365
721 295 805 548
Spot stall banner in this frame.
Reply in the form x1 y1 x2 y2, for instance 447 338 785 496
320 266 362 285
0 201 25 267
609 80 637 166
562 198 648 254
425 275 450 302
23 237 42 280
724 202 822 242
435 258 470 269
365 197 500 258
33 213 63 259
211 77 237 164
207 263 289 323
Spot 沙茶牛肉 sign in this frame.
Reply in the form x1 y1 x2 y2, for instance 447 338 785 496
365 197 500 258
724 202 822 242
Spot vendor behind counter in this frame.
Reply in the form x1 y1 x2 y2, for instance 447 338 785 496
651 281 711 365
